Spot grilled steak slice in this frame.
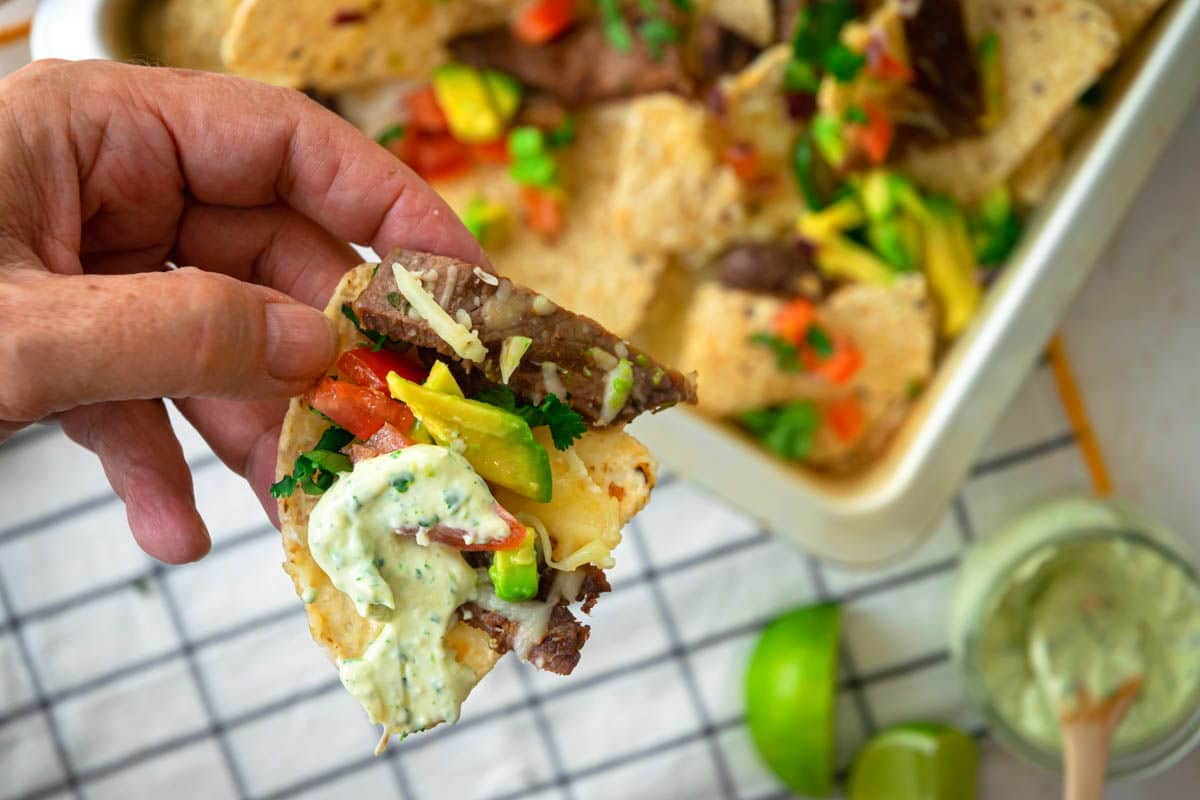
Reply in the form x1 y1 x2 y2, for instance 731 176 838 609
353 250 697 426
462 602 590 675
717 241 830 298
903 0 983 140
449 20 693 108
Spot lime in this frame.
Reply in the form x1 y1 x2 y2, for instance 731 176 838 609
745 602 841 797
848 722 978 800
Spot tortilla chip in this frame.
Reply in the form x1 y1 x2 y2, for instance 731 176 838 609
158 0 242 72
1009 129 1064 207
705 0 775 46
435 104 666 337
718 45 799 172
631 259 696 366
902 0 1119 204
1086 0 1167 41
609 93 745 258
223 0 506 91
680 278 935 470
277 262 658 694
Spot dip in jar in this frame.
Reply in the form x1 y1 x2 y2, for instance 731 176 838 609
950 497 1200 777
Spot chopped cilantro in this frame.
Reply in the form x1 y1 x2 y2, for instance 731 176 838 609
739 402 820 461
669 0 693 11
598 0 633 51
843 105 869 125
474 385 586 450
386 291 403 309
546 115 577 149
806 326 834 358
341 303 389 352
270 425 354 499
750 333 801 372
639 18 679 60
376 124 405 147
824 43 865 82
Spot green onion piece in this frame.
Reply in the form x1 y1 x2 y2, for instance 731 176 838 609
784 58 820 93
824 43 865 82
791 133 823 211
508 153 558 187
508 126 546 160
376 123 405 147
598 0 633 52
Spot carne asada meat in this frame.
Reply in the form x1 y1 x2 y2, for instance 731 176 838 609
717 241 829 298
902 0 983 140
450 20 693 108
353 250 697 426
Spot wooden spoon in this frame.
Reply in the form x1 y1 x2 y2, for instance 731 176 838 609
1061 678 1142 800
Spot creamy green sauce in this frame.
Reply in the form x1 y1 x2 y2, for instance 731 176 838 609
979 537 1200 751
307 445 514 735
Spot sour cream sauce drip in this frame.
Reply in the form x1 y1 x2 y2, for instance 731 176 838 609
307 445 511 735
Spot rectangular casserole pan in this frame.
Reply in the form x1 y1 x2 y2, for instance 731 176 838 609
30 0 1200 565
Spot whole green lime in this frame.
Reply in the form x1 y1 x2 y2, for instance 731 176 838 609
745 602 841 797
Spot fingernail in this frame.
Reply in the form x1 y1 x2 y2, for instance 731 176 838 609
265 303 335 380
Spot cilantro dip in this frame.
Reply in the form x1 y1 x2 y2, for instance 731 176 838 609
306 445 513 735
951 498 1200 771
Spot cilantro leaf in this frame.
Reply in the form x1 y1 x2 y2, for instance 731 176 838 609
474 386 587 451
598 0 633 51
806 326 834 358
739 402 820 461
750 332 802 372
269 425 354 498
376 124 405 147
341 303 389 352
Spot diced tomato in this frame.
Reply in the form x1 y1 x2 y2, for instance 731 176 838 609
809 337 863 385
773 299 817 345
827 396 866 442
521 186 565 238
407 132 473 181
722 141 762 181
866 36 914 83
406 86 449 133
307 378 416 441
855 100 894 165
338 347 428 393
513 0 575 44
470 137 511 165
412 504 527 551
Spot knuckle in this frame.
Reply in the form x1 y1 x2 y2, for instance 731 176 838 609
0 285 52 421
174 269 263 389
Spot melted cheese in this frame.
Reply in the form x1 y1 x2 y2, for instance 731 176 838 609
392 263 487 362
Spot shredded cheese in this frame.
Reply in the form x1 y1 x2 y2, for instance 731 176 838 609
391 263 487 362
473 266 499 286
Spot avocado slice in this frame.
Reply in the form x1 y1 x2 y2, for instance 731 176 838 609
423 360 465 397
389 373 553 502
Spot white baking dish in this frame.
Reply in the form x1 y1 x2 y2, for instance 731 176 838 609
31 0 1200 565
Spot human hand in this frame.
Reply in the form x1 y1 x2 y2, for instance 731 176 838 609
0 60 487 564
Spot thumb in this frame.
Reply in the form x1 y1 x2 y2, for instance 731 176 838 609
0 268 336 422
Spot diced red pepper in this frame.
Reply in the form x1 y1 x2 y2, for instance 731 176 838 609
410 132 473 181
722 141 762 181
307 377 415 441
866 36 914 83
806 336 863 385
855 100 894 165
773 299 817 346
521 186 565 237
470 138 512 165
406 86 449 133
513 0 575 44
827 396 866 442
337 347 428 393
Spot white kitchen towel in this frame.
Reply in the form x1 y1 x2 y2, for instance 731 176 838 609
0 357 1093 800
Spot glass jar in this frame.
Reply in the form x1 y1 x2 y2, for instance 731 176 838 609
950 496 1200 779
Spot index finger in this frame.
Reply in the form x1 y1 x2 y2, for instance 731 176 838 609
71 61 488 268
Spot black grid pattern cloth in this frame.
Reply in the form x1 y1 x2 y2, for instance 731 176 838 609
0 361 1087 800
